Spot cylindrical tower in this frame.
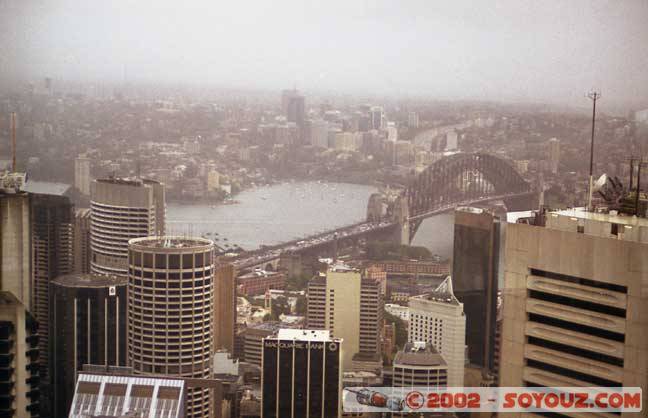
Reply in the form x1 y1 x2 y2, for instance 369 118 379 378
90 178 165 276
127 236 214 418
50 273 128 418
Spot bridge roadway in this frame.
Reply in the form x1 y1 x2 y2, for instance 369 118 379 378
231 191 534 270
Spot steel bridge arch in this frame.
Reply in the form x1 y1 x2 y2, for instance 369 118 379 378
406 153 532 238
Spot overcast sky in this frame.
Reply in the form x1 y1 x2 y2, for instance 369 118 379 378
2 0 647 108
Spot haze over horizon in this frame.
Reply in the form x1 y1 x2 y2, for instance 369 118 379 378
2 0 648 110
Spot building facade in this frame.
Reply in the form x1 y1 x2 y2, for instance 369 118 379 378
214 262 236 352
262 329 341 418
74 155 91 196
392 341 448 388
90 177 165 276
128 236 214 418
499 209 648 416
408 277 465 387
50 273 127 418
307 265 383 371
73 208 91 274
237 270 285 296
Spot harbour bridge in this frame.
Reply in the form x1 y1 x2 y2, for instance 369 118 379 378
233 153 535 270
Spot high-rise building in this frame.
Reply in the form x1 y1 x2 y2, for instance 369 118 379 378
128 236 215 418
408 277 465 387
262 329 341 418
0 184 31 308
445 130 458 151
548 137 560 174
73 208 91 274
0 291 40 418
29 191 74 405
500 209 648 414
214 262 236 352
74 154 91 196
408 111 419 128
393 341 448 388
370 106 385 130
309 119 329 148
50 273 127 418
451 207 501 373
307 264 383 372
281 89 306 128
90 177 165 276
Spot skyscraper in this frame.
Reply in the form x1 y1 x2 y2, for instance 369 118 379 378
90 177 165 276
74 154 91 196
73 208 91 274
128 236 215 418
214 262 236 352
281 89 306 129
392 341 448 388
370 106 385 130
50 273 127 418
408 277 466 387
0 291 40 418
499 209 648 413
451 207 501 373
262 329 342 418
307 264 383 372
547 137 560 174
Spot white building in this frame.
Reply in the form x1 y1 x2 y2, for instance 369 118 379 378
385 303 410 322
74 154 91 195
548 137 560 174
408 276 466 387
445 130 458 151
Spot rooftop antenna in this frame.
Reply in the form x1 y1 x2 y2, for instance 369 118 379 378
586 90 601 211
11 113 16 172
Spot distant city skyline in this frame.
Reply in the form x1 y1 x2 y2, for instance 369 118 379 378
2 0 647 110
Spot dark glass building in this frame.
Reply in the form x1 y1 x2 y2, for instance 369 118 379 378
451 207 502 372
49 273 127 418
262 329 341 418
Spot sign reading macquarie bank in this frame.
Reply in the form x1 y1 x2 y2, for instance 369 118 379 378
262 330 342 418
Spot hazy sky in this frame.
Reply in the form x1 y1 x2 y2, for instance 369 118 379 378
3 0 648 107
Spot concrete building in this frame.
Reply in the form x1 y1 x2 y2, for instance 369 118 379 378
0 188 31 308
445 130 458 151
128 236 215 418
370 106 385 130
74 154 91 195
281 89 305 129
90 177 165 276
499 208 648 416
547 137 560 174
242 322 283 367
73 208 91 274
237 270 285 296
385 303 410 322
408 277 465 387
307 264 383 372
262 329 342 418
393 341 448 388
50 273 127 418
0 291 40 418
408 111 419 128
309 119 330 148
214 262 236 352
451 207 501 374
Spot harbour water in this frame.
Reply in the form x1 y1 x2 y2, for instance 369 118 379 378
167 181 454 258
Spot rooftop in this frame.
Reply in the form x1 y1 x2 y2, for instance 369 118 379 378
393 342 446 367
549 207 648 228
52 273 127 288
96 176 161 187
275 329 332 342
23 180 71 196
129 236 213 249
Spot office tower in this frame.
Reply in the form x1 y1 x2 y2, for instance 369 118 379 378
0 291 40 418
128 236 215 418
281 89 305 129
309 119 330 148
74 154 91 195
408 111 419 128
68 372 186 418
0 176 31 308
445 130 458 151
90 177 165 276
451 207 501 374
370 106 385 130
50 273 127 418
500 209 648 414
262 329 341 418
214 262 236 352
393 341 448 388
73 208 91 274
408 277 466 387
242 323 283 367
547 137 560 174
307 264 383 371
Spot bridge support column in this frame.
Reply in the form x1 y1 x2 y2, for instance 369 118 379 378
391 196 411 245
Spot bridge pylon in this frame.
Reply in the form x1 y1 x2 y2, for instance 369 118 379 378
390 195 410 245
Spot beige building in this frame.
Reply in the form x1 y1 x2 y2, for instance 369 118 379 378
0 191 31 308
500 208 648 417
90 177 165 276
214 262 236 352
74 154 91 195
73 208 91 274
307 264 383 371
207 169 220 192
